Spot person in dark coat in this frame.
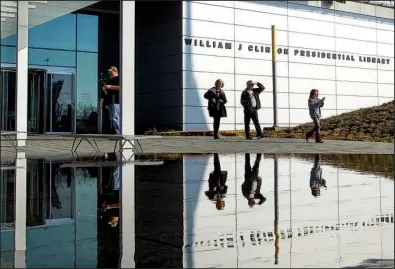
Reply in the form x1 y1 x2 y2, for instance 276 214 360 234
204 79 227 139
205 153 228 210
310 154 327 197
240 80 265 139
242 153 266 207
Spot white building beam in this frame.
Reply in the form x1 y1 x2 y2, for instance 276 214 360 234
16 1 29 147
14 152 27 268
120 1 135 141
119 149 135 268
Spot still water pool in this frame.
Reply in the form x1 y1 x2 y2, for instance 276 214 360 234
1 153 393 268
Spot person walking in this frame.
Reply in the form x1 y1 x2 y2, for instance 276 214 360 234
306 89 325 143
240 80 265 139
102 66 121 135
204 79 227 139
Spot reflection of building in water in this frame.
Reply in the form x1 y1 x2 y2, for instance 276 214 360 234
1 154 393 268
1 161 73 229
134 157 184 268
0 159 100 268
182 154 395 268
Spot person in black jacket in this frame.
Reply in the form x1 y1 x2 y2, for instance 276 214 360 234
240 80 265 140
242 153 266 207
204 79 227 139
205 153 228 210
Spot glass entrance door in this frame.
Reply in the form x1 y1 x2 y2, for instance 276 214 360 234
28 73 40 133
0 70 16 131
45 72 76 134
1 69 43 133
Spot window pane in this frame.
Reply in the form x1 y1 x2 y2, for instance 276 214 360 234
1 19 17 46
29 14 76 50
0 170 15 258
1 46 16 64
76 52 98 133
50 165 73 220
77 14 98 52
1 35 16 46
29 48 76 67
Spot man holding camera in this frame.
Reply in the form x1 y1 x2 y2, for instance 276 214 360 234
240 80 265 140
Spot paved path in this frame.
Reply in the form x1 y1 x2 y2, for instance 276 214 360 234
1 135 393 160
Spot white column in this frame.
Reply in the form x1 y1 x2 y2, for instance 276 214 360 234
119 149 135 268
120 1 135 141
16 1 29 147
14 151 27 268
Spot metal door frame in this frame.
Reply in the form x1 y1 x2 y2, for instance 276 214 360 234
0 64 77 134
0 69 10 131
44 68 76 134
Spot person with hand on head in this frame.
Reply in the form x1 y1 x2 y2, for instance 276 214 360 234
242 153 266 207
240 80 265 140
306 89 325 143
204 79 227 140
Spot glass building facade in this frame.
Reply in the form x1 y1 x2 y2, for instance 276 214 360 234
1 3 120 134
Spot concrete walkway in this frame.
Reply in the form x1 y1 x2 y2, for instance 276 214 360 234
1 135 393 159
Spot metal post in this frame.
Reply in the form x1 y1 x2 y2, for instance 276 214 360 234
274 154 279 265
271 25 278 128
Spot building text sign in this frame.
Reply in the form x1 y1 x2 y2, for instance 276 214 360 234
184 38 391 65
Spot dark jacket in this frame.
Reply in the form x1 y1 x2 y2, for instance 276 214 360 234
205 171 228 200
240 82 265 113
204 87 227 118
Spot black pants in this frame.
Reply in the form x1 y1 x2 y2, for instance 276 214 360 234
244 153 262 179
213 116 221 136
306 117 321 137
244 110 262 137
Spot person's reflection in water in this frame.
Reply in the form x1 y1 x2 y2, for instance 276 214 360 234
102 153 120 227
310 154 327 197
242 153 266 207
205 153 228 210
98 153 121 268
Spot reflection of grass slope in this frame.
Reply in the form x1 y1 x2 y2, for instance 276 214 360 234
141 153 394 179
149 101 394 143
292 154 394 180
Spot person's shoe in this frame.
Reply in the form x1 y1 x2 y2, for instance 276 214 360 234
258 196 267 205
315 132 324 143
246 136 253 140
214 135 220 140
257 134 265 139
306 131 313 142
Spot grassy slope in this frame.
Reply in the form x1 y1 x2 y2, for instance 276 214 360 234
151 100 394 143
270 100 394 143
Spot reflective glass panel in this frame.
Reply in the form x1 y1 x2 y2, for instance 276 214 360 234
76 52 98 133
29 14 76 51
1 46 16 64
77 14 98 52
28 48 76 67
